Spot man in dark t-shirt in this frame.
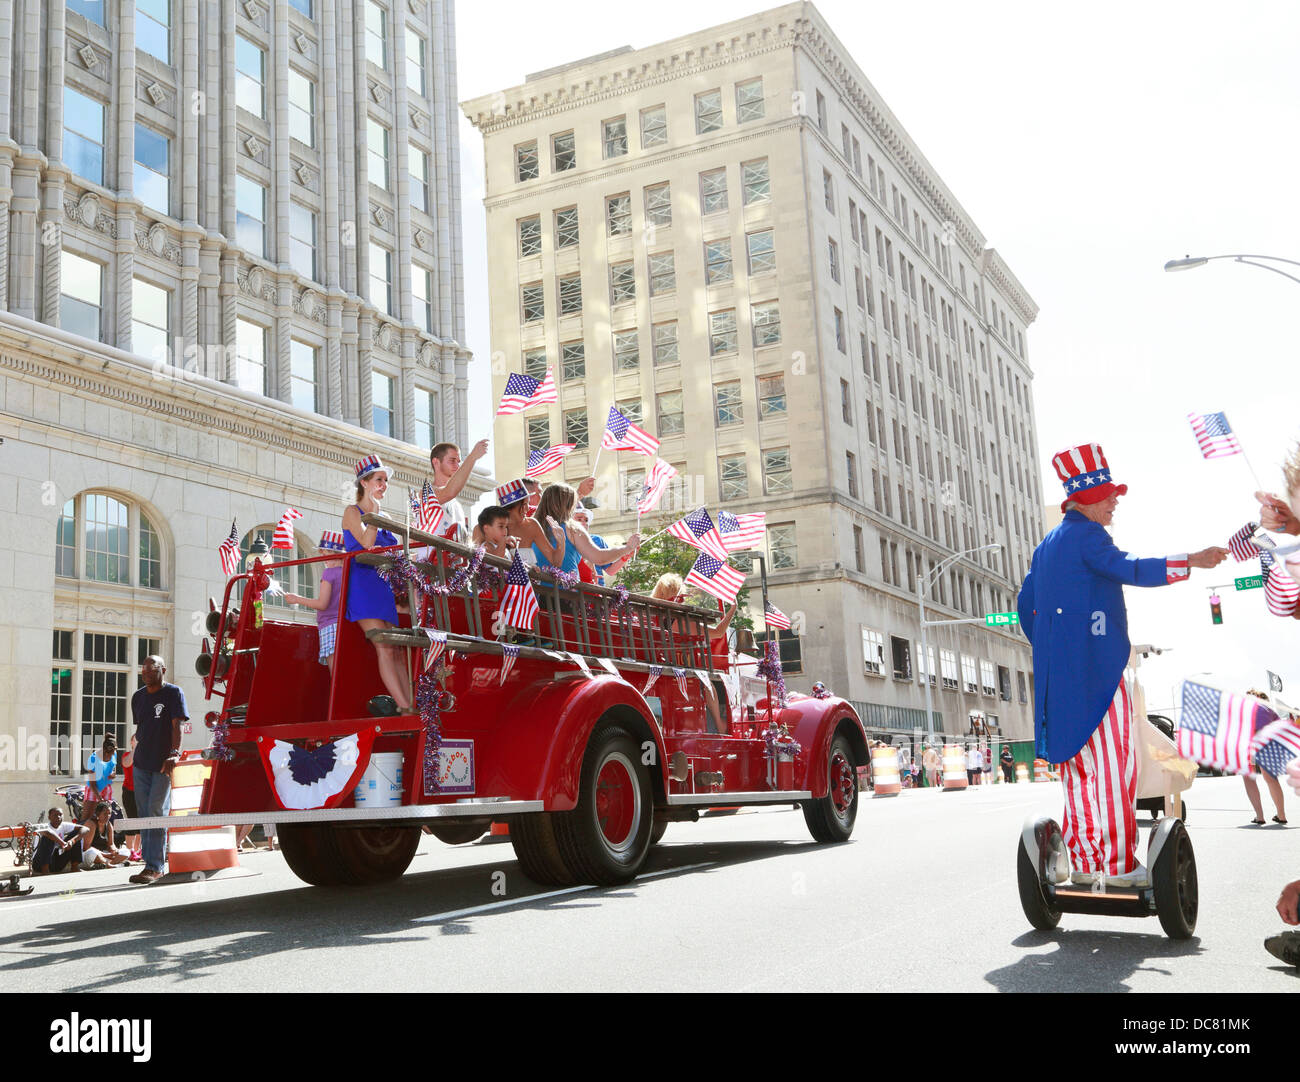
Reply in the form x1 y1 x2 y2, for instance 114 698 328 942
128 655 189 883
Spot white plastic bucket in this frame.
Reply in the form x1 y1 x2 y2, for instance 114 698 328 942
352 752 404 808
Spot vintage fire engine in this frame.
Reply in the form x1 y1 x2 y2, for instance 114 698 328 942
189 513 867 888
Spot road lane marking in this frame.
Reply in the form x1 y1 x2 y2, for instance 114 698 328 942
412 861 715 924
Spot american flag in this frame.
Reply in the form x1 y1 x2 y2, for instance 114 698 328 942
1261 549 1276 576
667 508 730 562
1177 680 1275 774
499 643 520 685
1227 522 1260 562
421 628 447 674
685 551 745 604
1265 561 1299 617
672 667 689 696
717 510 766 552
497 368 557 415
600 405 660 456
410 481 445 536
272 508 302 550
218 520 240 576
641 665 662 696
1187 411 1242 459
499 550 539 630
764 601 792 630
636 459 678 514
1252 718 1300 778
524 442 576 478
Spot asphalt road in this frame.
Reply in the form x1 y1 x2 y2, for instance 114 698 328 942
3 776 1297 992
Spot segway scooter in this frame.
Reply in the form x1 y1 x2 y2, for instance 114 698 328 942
1017 813 1198 939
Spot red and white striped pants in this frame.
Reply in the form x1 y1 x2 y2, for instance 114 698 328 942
1060 679 1139 877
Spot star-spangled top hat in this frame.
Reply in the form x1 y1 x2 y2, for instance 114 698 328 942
1052 442 1128 510
317 530 345 553
495 478 528 507
355 454 392 482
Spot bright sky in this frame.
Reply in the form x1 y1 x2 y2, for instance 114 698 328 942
455 0 1300 709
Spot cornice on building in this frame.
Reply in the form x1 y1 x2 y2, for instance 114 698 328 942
979 247 1039 326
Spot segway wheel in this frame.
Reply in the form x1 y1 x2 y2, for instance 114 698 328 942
1017 823 1061 931
1150 819 1197 940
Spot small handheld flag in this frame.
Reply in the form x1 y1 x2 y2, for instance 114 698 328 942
218 520 240 576
600 405 660 456
667 507 730 562
636 459 678 515
1187 411 1242 459
764 601 792 630
497 368 557 415
525 442 576 478
499 550 540 630
1269 671 1284 694
272 508 303 550
717 510 766 552
1265 563 1300 617
684 551 745 604
1226 522 1260 562
1176 681 1274 775
410 480 445 536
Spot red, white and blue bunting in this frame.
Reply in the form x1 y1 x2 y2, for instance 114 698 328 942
499 644 520 685
264 731 374 810
641 665 662 696
421 627 447 674
672 667 689 696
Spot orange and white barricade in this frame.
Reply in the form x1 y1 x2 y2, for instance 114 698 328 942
941 745 968 790
1033 758 1051 784
1015 761 1030 784
167 757 238 875
870 745 901 796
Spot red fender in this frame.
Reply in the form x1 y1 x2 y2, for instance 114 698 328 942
781 698 868 797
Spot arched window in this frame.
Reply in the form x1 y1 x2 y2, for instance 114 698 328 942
238 526 318 612
51 491 170 775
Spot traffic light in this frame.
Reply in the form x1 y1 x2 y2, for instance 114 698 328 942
1209 593 1223 625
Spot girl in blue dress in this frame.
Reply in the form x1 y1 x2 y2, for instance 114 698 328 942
342 455 411 715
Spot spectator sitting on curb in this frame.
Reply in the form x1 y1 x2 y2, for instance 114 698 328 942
79 802 132 869
31 808 87 875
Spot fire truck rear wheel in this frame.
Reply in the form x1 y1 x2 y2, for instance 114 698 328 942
802 732 859 843
649 819 669 846
553 725 653 885
278 823 420 886
509 813 575 886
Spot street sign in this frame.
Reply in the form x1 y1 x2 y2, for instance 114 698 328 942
1234 576 1264 591
985 612 1019 627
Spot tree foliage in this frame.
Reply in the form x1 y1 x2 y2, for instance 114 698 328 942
613 533 754 631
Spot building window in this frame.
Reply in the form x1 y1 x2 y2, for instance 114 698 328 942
644 183 672 228
853 525 865 572
610 261 635 304
720 455 748 500
759 628 802 675
763 449 792 495
555 207 579 248
517 215 542 258
289 203 317 281
288 68 315 146
235 34 265 117
522 348 547 380
63 87 105 185
616 398 643 426
640 105 667 148
815 89 828 131
409 144 429 213
846 451 858 498
234 175 267 257
290 339 318 412
714 382 742 427
369 243 393 315
405 28 426 96
561 340 585 382
520 282 544 323
704 239 733 284
828 237 841 282
652 322 678 365
889 636 911 679
700 168 728 215
67 0 106 25
707 309 737 356
606 193 632 236
371 370 394 436
239 525 317 610
980 659 997 697
940 649 959 691
552 131 576 172
525 415 548 454
136 0 171 60
289 0 312 13
613 329 639 371
622 468 646 513
235 318 267 396
834 308 847 353
412 264 433 333
656 391 684 436
367 119 390 189
757 374 786 417
365 0 387 68
735 78 764 123
746 229 775 275
752 302 781 347
558 272 582 315
695 89 723 134
648 251 676 295
769 522 797 568
823 169 835 213
962 654 978 694
862 627 884 675
564 408 589 449
841 379 852 423
60 251 103 342
515 141 539 182
131 278 169 361
415 386 438 447
741 158 770 204
602 116 628 158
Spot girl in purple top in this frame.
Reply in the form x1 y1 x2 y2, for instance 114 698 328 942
285 530 346 675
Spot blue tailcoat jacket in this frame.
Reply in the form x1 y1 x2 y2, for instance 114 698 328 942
1016 510 1175 763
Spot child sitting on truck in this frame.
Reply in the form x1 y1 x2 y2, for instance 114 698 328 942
284 531 345 674
477 505 514 559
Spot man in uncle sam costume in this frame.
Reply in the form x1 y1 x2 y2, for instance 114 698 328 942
1016 443 1227 887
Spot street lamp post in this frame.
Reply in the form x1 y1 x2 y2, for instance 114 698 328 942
917 544 1000 742
1164 253 1300 288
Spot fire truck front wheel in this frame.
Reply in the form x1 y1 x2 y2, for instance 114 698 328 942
553 724 653 885
801 732 859 843
278 823 420 886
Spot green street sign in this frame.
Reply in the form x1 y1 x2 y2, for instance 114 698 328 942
985 612 1019 627
1234 576 1264 591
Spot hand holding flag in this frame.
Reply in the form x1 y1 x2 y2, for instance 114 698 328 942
497 368 557 415
600 405 660 456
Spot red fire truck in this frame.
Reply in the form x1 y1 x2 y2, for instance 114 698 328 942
185 513 866 888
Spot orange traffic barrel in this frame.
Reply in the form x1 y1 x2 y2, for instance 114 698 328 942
166 757 238 875
1015 762 1030 784
1033 758 1051 783
941 745 968 790
870 745 901 796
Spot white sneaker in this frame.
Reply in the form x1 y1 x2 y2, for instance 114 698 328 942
1105 865 1150 889
1070 870 1100 886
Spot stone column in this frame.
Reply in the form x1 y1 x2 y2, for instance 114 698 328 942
179 0 202 364
114 2 138 351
